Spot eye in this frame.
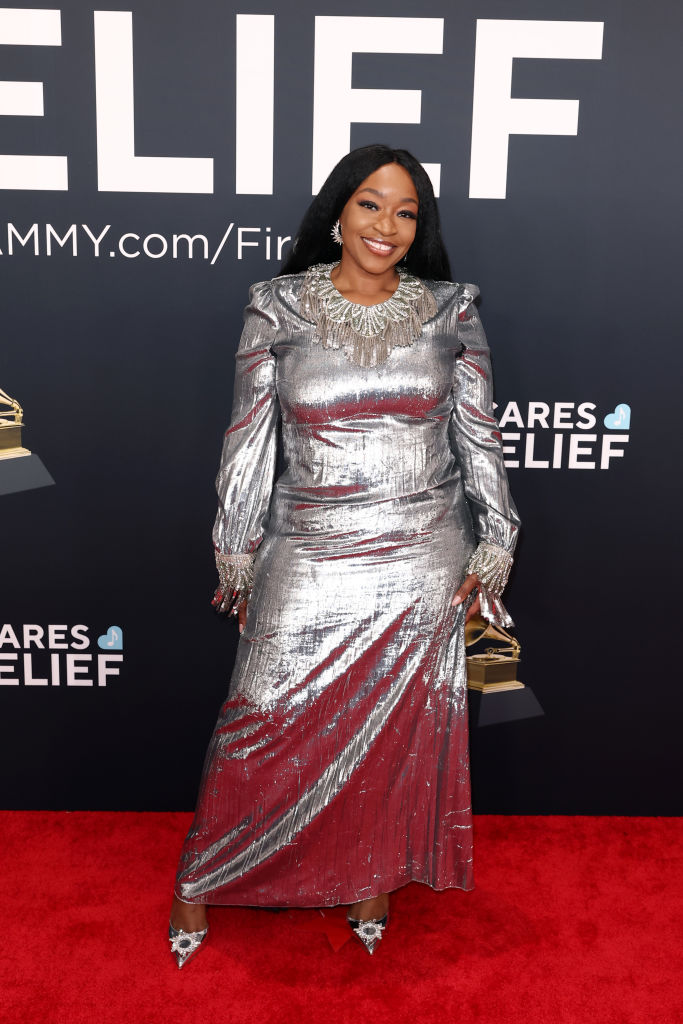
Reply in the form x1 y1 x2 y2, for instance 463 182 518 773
358 200 378 210
398 210 417 220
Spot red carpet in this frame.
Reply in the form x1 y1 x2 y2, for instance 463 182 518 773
4 812 682 1024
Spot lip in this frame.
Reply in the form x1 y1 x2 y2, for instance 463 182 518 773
361 236 397 256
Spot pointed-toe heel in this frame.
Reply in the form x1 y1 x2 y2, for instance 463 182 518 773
169 920 209 969
346 911 388 955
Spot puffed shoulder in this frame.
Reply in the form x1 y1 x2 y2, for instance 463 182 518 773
246 278 274 307
426 279 480 313
243 279 279 328
259 273 309 321
457 281 480 305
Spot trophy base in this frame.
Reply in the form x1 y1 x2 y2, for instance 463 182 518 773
468 678 525 693
468 684 545 727
0 446 31 460
0 422 25 453
0 452 54 496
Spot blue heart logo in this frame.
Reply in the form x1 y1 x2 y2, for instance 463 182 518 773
603 403 631 430
98 626 123 651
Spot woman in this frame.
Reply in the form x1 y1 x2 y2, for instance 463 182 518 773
169 144 520 965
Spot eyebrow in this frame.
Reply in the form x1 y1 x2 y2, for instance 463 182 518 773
358 187 418 206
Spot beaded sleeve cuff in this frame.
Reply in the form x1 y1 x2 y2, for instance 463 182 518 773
213 551 255 615
465 542 515 629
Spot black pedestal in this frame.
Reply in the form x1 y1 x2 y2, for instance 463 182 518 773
468 685 544 727
0 454 55 496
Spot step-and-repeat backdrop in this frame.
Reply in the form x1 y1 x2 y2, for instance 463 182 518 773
1 1 679 812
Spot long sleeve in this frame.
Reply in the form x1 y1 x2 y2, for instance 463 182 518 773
212 280 280 611
448 284 521 626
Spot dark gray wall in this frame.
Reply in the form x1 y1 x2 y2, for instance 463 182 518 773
1 1 680 812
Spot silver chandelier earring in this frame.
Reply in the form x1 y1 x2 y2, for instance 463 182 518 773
331 219 343 246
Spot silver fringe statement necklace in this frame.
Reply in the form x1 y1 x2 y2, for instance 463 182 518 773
299 262 438 368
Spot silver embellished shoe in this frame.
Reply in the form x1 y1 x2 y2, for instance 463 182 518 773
346 911 388 955
168 920 209 969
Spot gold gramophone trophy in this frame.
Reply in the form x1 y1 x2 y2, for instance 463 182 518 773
465 615 524 693
0 387 30 460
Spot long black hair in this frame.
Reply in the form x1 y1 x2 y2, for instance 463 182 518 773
278 145 452 281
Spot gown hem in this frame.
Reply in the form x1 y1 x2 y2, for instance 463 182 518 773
174 875 475 909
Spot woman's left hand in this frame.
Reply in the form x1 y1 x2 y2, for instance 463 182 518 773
451 573 481 623
235 599 248 634
211 588 248 631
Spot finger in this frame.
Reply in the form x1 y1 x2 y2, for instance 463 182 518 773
212 587 233 611
465 594 481 623
238 600 248 634
451 573 479 606
214 587 239 615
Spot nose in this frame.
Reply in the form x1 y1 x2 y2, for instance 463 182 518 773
375 210 397 236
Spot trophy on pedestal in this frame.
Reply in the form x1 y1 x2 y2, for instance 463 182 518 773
465 616 524 692
0 386 52 496
465 615 544 726
0 387 30 460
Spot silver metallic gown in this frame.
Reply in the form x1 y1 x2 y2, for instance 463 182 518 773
175 268 520 907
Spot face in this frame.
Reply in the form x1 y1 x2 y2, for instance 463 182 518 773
337 163 419 275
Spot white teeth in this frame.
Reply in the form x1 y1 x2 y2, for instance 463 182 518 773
362 238 394 254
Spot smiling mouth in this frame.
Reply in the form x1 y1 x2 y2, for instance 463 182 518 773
361 237 396 255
